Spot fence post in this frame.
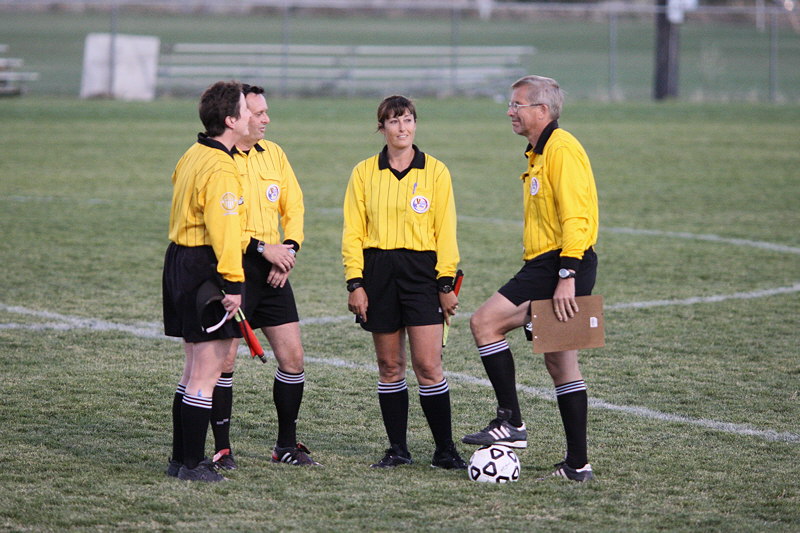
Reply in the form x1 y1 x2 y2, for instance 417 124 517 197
653 0 680 100
608 8 618 101
769 9 778 102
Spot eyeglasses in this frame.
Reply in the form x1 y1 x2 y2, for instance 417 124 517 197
507 102 545 112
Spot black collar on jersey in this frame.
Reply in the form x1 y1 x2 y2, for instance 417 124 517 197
240 141 266 156
524 120 560 156
378 144 426 180
197 132 240 158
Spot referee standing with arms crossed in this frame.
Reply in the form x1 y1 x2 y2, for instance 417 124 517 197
342 95 466 470
462 76 599 482
163 81 251 482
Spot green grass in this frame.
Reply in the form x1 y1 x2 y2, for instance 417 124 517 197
1 97 799 531
1 9 799 101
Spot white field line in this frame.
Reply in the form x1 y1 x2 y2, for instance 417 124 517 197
8 195 798 256
2 284 799 444
1 222 798 443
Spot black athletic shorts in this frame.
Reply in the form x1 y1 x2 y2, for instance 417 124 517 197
162 242 242 343
498 248 598 306
242 247 299 330
359 248 443 333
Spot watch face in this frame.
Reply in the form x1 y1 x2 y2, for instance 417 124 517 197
558 269 571 279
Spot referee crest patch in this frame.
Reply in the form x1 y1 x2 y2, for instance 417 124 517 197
410 195 430 213
266 184 280 203
529 177 540 196
220 192 238 213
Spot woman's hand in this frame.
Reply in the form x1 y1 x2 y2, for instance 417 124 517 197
348 287 368 323
439 291 458 326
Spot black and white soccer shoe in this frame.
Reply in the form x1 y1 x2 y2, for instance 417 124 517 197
461 407 528 448
177 458 227 482
272 442 321 466
538 461 594 482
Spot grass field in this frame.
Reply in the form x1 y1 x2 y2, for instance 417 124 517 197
1 9 799 101
1 96 799 532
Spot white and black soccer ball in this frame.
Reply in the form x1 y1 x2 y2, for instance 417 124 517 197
468 445 520 483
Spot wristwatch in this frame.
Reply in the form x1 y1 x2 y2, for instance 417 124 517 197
558 268 576 279
347 280 364 293
439 284 454 294
256 240 266 254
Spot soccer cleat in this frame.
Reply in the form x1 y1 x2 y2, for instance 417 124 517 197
540 461 594 482
370 444 413 468
431 442 468 470
461 407 528 448
272 442 321 466
177 459 227 482
165 458 181 478
212 448 237 470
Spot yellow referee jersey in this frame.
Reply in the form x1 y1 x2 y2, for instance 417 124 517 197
234 139 304 248
168 135 246 284
342 146 459 281
520 124 598 265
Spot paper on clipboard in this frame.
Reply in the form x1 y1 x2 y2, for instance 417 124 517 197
530 295 605 354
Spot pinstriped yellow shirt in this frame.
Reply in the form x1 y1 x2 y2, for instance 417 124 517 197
168 135 246 284
342 146 459 281
521 124 598 267
234 139 304 247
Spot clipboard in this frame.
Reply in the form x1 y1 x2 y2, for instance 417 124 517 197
530 295 605 354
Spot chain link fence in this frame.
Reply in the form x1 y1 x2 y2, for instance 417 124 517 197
1 0 798 101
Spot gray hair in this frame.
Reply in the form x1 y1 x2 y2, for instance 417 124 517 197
511 75 564 120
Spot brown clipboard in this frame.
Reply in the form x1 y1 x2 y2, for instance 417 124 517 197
530 295 605 354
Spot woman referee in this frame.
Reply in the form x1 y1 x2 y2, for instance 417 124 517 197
342 95 466 470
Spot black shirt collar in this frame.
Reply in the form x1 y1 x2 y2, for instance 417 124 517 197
239 141 265 156
525 120 560 157
378 144 426 180
197 132 240 158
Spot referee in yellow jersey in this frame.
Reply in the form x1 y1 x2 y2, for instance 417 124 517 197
462 76 599 482
342 95 466 470
209 84 319 469
162 81 251 482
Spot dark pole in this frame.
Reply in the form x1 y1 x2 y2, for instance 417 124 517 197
653 0 680 100
108 2 119 97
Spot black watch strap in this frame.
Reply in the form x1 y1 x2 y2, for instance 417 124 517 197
347 279 364 292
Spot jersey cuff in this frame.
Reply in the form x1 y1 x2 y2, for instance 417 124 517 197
559 256 581 273
437 276 455 291
222 280 243 295
283 239 300 253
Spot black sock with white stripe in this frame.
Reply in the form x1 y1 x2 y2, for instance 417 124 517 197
181 392 212 470
274 369 305 448
479 340 523 427
171 383 186 463
378 379 409 453
419 379 453 450
555 380 589 468
211 372 233 453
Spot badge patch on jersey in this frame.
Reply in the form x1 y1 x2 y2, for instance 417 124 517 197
410 195 430 214
220 192 238 213
266 184 280 203
529 177 540 196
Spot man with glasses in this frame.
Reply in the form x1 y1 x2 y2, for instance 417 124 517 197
461 75 599 482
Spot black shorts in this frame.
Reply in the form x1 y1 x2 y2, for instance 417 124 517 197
162 243 242 343
498 248 598 306
360 248 443 333
242 248 299 330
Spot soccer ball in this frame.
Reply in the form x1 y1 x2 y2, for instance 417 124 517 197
468 445 521 483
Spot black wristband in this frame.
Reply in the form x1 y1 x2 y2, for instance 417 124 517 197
437 276 455 293
347 278 364 293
